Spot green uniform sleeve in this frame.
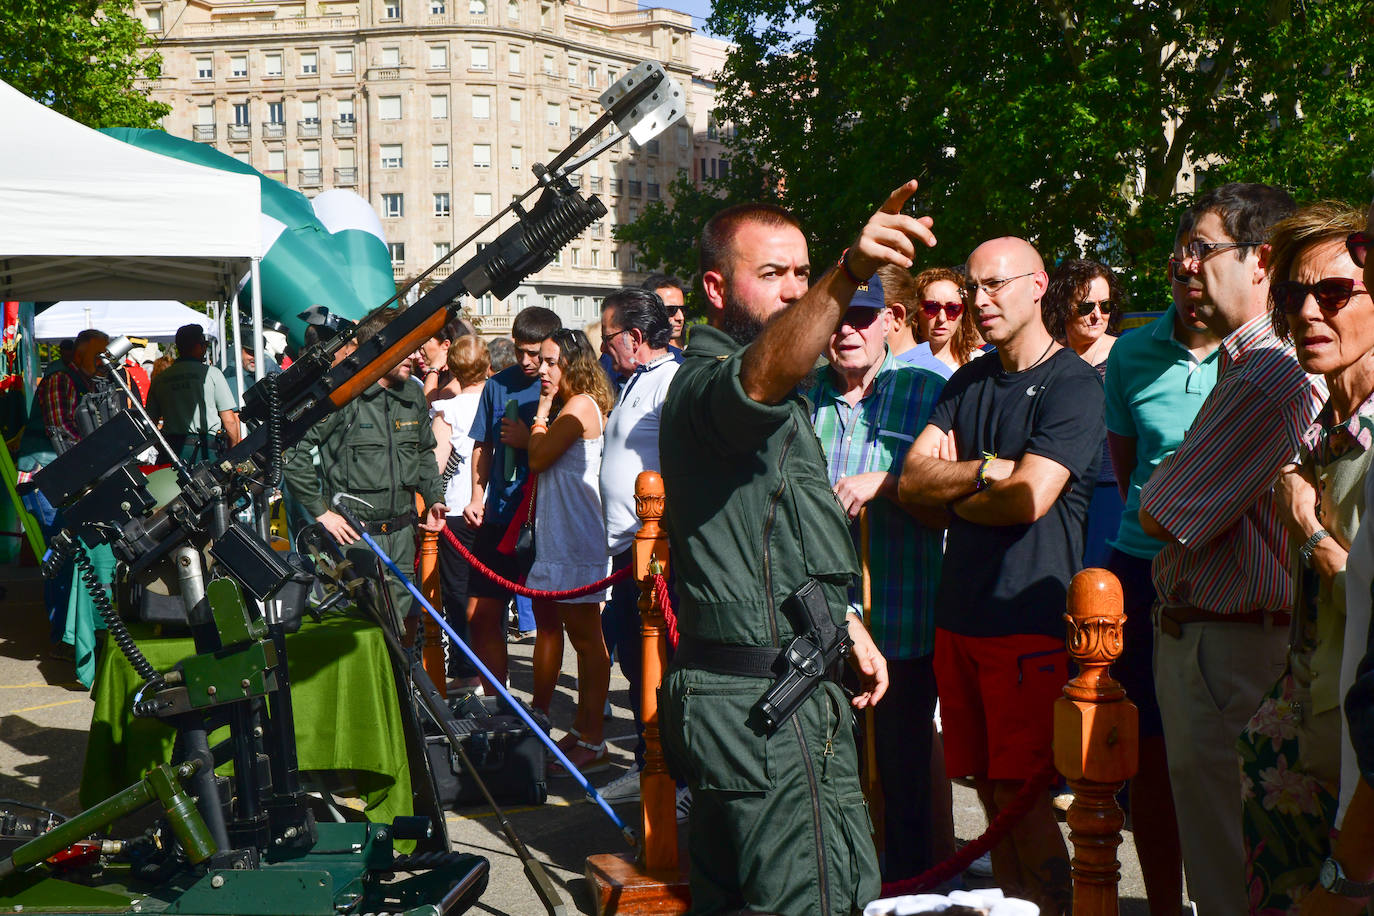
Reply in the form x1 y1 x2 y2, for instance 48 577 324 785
282 413 332 519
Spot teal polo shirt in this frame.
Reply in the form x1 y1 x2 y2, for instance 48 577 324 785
1103 304 1221 560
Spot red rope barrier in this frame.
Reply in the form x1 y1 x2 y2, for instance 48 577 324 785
440 525 631 599
651 573 678 649
878 759 1059 897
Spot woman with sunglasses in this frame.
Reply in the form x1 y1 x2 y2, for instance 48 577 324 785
1042 259 1125 569
901 266 976 378
1240 202 1372 913
524 328 618 774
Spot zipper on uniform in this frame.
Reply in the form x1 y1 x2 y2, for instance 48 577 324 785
793 712 831 915
761 422 799 649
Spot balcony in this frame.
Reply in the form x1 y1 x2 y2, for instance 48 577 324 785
227 124 251 140
368 68 401 80
184 15 360 36
647 183 660 200
298 120 321 138
589 175 603 191
628 180 642 196
263 121 286 139
334 167 358 185
333 119 356 138
299 168 322 187
192 124 216 141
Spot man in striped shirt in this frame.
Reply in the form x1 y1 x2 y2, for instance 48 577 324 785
806 271 946 882
1139 182 1325 916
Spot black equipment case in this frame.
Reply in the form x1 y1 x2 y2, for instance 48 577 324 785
425 692 550 808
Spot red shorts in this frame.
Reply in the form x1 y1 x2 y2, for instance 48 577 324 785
934 628 1067 781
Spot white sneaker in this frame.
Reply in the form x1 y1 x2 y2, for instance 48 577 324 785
597 766 643 803
965 850 993 878
675 786 692 822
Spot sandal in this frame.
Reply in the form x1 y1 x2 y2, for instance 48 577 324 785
550 739 610 777
555 729 581 753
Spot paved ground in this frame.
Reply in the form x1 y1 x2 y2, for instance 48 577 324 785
0 563 1153 913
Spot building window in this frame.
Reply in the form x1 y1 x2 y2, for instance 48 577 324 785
472 94 490 119
587 66 597 88
510 146 522 170
380 144 403 168
434 193 451 217
196 57 213 79
507 0 519 19
267 101 284 124
382 193 404 218
432 143 449 168
434 242 452 260
611 248 619 268
590 248 599 268
707 118 719 141
677 124 689 147
301 99 319 123
472 144 491 168
197 104 215 125
429 45 448 70
233 102 250 125
509 97 521 121
267 149 285 172
473 193 492 217
431 0 445 12
542 54 555 75
545 101 559 125
231 55 248 77
570 248 580 267
388 242 405 266
553 249 562 266
300 51 318 74
335 48 354 73
508 48 521 73
539 3 550 27
470 46 490 70
302 148 321 169
379 96 402 119
147 6 163 30
516 294 528 310
431 94 448 119
382 46 400 67
383 0 401 20
338 147 357 168
469 0 486 12
265 52 283 77
338 98 355 122
543 295 556 311
572 295 584 316
568 61 578 84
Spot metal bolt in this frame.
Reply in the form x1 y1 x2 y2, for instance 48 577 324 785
180 556 192 567
206 686 217 696
240 679 250 690
283 827 298 839
120 501 132 513
210 874 224 888
253 726 263 738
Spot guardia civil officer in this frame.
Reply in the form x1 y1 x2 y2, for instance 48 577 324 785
658 181 936 915
282 309 448 637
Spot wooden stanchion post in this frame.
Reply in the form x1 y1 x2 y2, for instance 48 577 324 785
585 470 690 914
1053 568 1138 915
417 495 446 698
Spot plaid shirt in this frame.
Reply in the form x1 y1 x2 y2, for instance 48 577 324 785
1142 312 1327 614
807 352 944 658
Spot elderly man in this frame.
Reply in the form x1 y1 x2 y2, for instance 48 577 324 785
1138 183 1324 916
898 237 1104 913
659 182 934 915
596 287 681 804
147 324 242 463
805 272 946 882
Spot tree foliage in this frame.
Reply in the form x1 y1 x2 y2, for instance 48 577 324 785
0 0 169 128
625 0 1374 304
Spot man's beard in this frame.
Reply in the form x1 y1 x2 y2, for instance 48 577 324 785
720 293 768 347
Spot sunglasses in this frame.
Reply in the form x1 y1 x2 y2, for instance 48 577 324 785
1076 298 1113 316
919 300 964 319
1168 257 1191 283
1348 230 1371 269
1183 239 1261 262
1271 277 1369 314
839 308 883 329
663 305 684 316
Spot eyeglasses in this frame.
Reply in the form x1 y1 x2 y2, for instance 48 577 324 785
1182 239 1262 263
919 300 964 319
1348 230 1371 269
1271 277 1370 314
1076 298 1113 316
1168 257 1191 283
961 271 1036 300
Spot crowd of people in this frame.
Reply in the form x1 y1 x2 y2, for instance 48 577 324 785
16 174 1374 916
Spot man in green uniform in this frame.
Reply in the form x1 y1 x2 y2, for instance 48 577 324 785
659 181 936 915
282 309 448 635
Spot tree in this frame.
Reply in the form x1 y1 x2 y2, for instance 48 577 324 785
633 0 1374 301
0 0 169 128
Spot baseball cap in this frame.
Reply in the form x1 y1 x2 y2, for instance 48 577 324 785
175 324 208 353
850 273 886 309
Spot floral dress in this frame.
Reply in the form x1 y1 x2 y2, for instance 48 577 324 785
1239 392 1374 914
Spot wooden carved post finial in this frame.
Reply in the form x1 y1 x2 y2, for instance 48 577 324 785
1053 568 1138 915
633 471 677 875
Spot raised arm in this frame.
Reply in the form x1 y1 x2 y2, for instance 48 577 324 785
739 180 936 405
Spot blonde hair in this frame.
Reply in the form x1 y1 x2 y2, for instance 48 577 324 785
1268 201 1368 342
447 334 490 385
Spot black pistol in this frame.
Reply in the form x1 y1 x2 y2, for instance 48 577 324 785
754 579 851 733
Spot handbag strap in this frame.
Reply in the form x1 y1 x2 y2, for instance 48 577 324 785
524 473 538 526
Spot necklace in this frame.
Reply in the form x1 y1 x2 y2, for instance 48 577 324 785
1021 338 1056 372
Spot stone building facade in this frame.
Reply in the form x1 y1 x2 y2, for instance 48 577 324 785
135 0 729 335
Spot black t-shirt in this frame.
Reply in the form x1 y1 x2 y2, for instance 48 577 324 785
928 348 1105 638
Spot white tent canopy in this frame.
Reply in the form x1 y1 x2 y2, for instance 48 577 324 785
34 300 215 343
0 80 261 302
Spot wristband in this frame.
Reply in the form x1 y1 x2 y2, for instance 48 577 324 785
837 247 864 285
1300 528 1330 566
533 415 549 424
975 453 997 491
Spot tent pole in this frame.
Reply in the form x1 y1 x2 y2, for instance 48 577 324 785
250 257 264 383
229 288 245 411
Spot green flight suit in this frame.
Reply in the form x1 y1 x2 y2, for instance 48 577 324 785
282 379 444 630
658 325 880 916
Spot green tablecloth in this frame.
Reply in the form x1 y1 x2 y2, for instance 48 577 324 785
81 614 413 827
